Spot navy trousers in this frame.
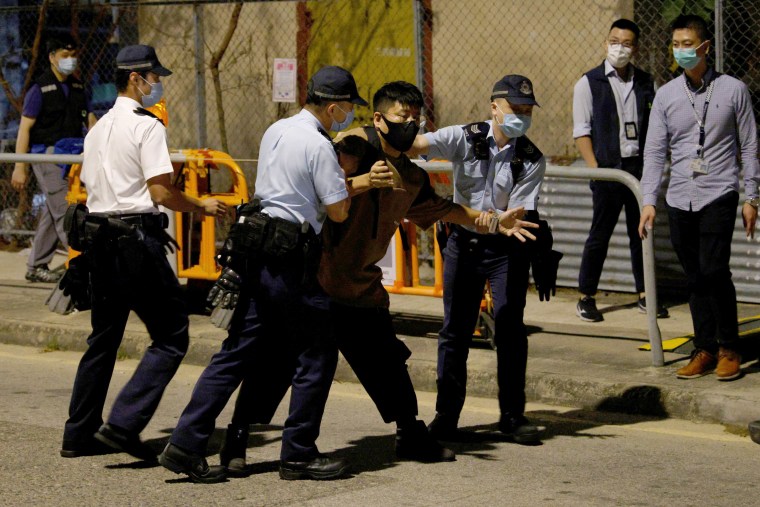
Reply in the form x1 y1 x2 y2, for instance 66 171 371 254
169 259 338 461
63 228 189 445
667 191 739 352
230 302 419 429
436 226 531 422
578 180 645 295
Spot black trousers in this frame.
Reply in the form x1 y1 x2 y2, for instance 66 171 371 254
230 301 419 429
63 227 189 445
578 158 645 295
666 191 739 352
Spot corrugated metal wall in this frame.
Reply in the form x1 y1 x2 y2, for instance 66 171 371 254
539 164 760 303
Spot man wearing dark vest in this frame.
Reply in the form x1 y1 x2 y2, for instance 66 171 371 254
11 33 97 283
573 19 665 322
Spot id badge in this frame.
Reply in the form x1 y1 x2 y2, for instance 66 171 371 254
624 122 638 140
690 158 709 174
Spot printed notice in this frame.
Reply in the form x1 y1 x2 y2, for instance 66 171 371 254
272 58 297 103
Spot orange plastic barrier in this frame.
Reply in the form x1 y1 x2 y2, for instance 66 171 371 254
381 169 452 297
65 149 248 280
174 149 248 280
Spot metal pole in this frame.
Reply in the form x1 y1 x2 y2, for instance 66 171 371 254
413 0 423 96
194 3 208 148
714 0 724 72
416 161 666 367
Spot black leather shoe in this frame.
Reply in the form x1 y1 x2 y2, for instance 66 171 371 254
159 443 227 484
94 423 156 461
499 415 545 444
219 424 248 476
60 438 119 458
396 420 456 462
749 420 760 445
427 414 464 441
279 454 348 480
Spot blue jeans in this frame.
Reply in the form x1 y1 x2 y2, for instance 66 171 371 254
436 226 531 422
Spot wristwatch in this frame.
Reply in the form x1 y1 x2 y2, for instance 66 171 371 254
745 197 760 209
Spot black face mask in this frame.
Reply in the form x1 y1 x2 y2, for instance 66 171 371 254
378 114 420 153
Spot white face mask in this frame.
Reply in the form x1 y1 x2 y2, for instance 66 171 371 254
56 57 77 76
606 43 633 68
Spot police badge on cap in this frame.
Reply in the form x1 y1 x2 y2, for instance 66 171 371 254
490 74 540 106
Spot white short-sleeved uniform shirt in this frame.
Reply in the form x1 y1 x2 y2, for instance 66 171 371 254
81 96 173 214
254 109 348 234
424 121 545 222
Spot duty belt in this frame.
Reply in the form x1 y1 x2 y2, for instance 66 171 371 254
112 212 168 229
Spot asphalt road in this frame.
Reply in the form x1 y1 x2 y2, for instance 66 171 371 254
0 342 757 507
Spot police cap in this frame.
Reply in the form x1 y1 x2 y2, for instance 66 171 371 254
116 44 172 76
46 33 77 54
310 66 368 106
490 74 540 106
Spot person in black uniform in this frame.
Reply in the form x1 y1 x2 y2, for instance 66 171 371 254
12 33 97 283
60 45 227 460
159 66 361 483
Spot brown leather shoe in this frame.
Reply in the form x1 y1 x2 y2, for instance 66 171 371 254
716 347 742 381
676 349 716 379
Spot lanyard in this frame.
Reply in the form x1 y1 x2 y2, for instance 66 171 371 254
682 75 715 158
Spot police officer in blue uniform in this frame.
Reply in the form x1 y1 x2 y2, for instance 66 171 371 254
159 66 363 483
60 45 227 460
12 33 97 283
410 75 555 444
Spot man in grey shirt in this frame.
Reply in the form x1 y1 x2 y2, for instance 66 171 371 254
639 14 759 381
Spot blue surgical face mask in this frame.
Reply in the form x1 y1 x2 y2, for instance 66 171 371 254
139 75 164 108
330 104 354 132
673 41 706 70
56 57 77 76
496 104 532 138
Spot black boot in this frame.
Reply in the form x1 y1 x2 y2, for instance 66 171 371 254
219 424 249 476
159 443 227 484
396 420 456 462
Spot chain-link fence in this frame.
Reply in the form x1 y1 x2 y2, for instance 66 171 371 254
0 0 757 257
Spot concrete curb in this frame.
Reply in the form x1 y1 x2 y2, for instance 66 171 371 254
3 314 759 428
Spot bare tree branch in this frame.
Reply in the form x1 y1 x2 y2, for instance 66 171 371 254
23 0 50 97
70 0 80 46
209 2 243 154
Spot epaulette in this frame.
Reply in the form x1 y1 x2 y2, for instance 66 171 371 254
509 136 543 184
133 107 164 125
515 136 543 163
462 121 490 160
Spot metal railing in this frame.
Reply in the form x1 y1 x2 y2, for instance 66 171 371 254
2 153 665 366
416 161 665 367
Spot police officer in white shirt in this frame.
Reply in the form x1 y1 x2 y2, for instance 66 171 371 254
160 66 362 483
60 45 226 461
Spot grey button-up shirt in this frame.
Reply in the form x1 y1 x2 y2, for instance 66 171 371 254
641 69 759 211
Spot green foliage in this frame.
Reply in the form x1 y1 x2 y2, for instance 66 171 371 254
116 347 130 361
662 0 715 24
41 337 63 353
